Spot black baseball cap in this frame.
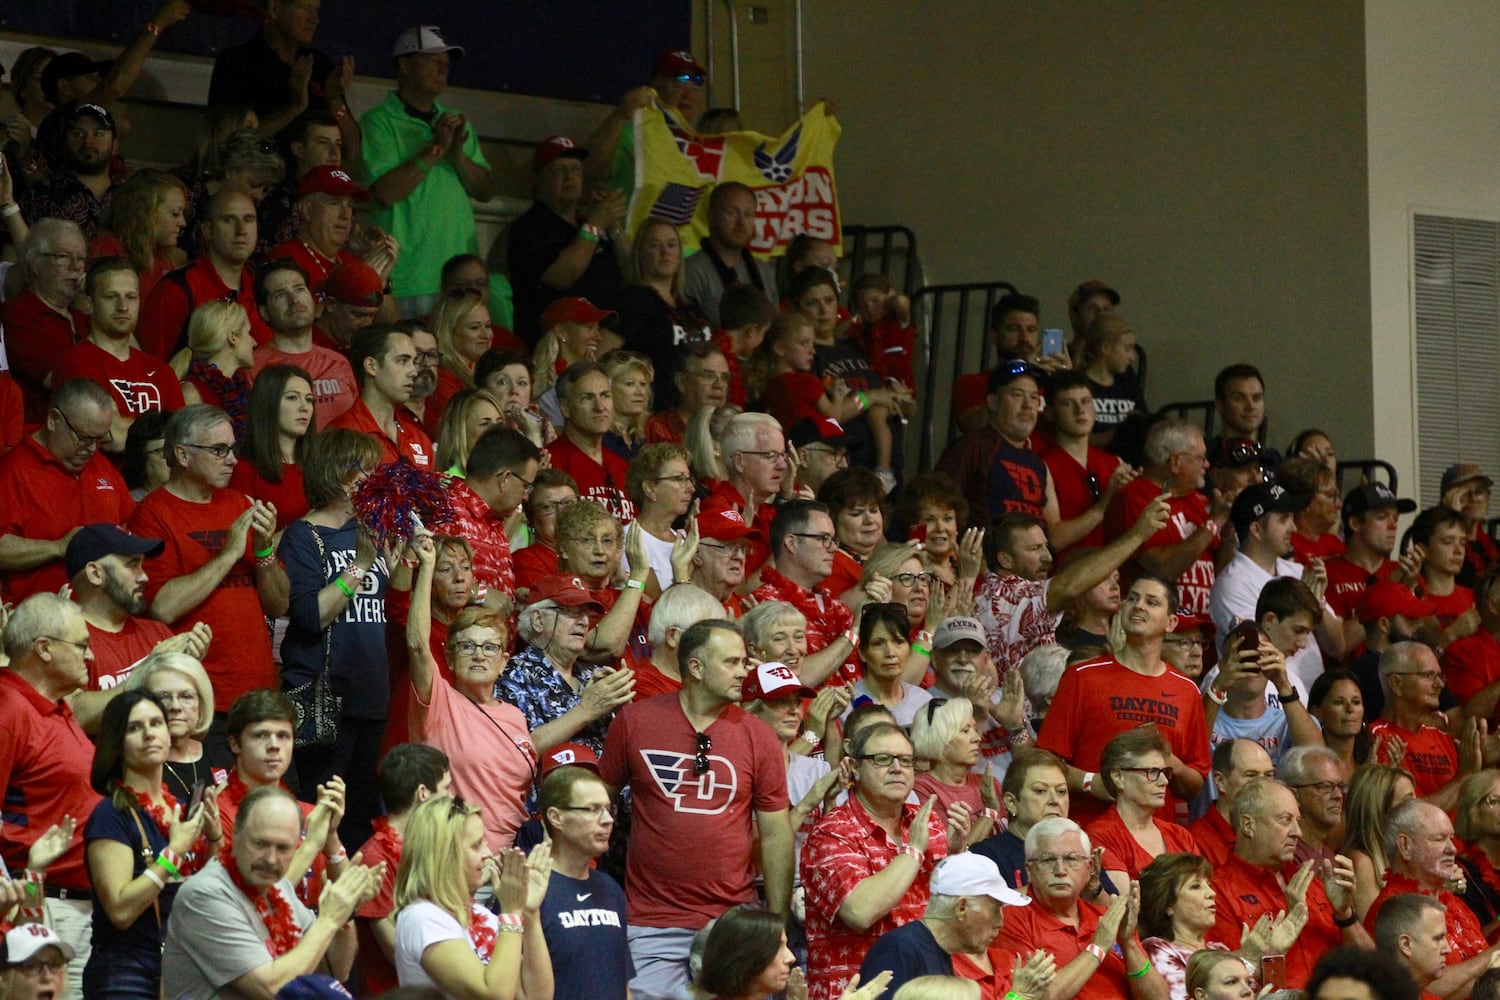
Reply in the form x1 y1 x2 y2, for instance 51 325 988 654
1230 482 1310 539
41 52 110 104
1343 482 1417 522
65 524 164 578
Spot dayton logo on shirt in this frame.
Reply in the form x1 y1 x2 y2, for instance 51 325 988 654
639 749 738 815
109 379 164 414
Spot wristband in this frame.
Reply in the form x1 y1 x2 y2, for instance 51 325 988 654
625 579 645 591
256 554 277 569
1081 772 1096 794
335 576 356 598
844 626 859 649
855 391 870 411
911 641 931 656
155 853 182 879
325 848 348 865
144 21 162 37
1333 910 1358 928
143 866 166 889
578 224 601 243
497 911 525 933
983 807 1002 822
1008 727 1032 747
1005 994 1026 1000
800 729 822 748
1276 688 1301 705
0 203 18 219
1207 684 1229 705
900 844 923 862
474 586 489 606
254 545 274 559
1127 960 1152 979
1084 943 1107 964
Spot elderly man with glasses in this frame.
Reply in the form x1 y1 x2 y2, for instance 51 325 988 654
1 219 90 422
127 404 287 766
707 411 797 577
752 500 858 689
0 378 131 602
645 341 729 446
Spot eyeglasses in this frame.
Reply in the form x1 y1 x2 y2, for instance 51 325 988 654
1119 766 1174 783
1162 636 1205 650
54 408 112 448
507 470 534 496
858 752 916 770
792 532 837 549
652 474 695 485
892 571 936 589
737 450 789 465
40 635 91 653
699 540 749 556
694 731 712 776
13 956 66 977
803 445 849 465
1478 796 1500 809
414 350 442 365
40 251 88 270
689 370 731 385
452 639 505 658
1292 780 1348 797
1390 670 1444 684
529 499 575 517
151 690 199 704
1027 852 1091 870
183 442 239 460
673 72 706 86
559 803 618 819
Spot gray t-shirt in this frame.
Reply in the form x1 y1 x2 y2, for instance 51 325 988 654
161 859 315 999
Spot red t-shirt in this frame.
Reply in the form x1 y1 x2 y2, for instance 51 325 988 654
423 369 466 438
86 616 174 690
1086 807 1202 880
1443 629 1500 709
50 339 186 416
711 332 748 407
1417 579 1476 628
354 818 403 995
625 651 683 702
993 896 1136 1000
138 256 271 359
513 541 559 598
0 670 102 890
330 397 436 470
913 772 1000 829
1368 718 1458 799
266 239 358 293
1364 872 1487 961
1289 531 1345 565
598 693 789 929
0 287 89 422
1324 555 1399 621
546 434 635 523
228 460 309 532
951 371 990 432
1187 805 1236 867
1105 478 1218 614
0 373 23 453
129 488 278 711
644 409 687 445
1209 852 1344 988
762 370 826 431
1036 655 1211 827
0 434 135 601
851 315 916 390
252 342 358 426
820 548 863 601
1041 442 1121 557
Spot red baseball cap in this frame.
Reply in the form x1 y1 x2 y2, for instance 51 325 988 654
740 661 812 702
541 741 600 776
696 499 752 542
532 135 589 172
540 296 617 332
529 574 605 611
297 165 370 201
322 261 384 307
654 49 707 78
1357 582 1437 623
1171 611 1213 635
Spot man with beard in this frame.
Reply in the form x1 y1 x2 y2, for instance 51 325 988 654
0 219 90 422
0 379 131 601
140 189 272 358
331 325 433 468
128 405 288 764
251 258 358 424
51 257 185 443
925 617 1026 776
66 523 173 691
402 319 441 425
682 182 778 328
19 102 116 239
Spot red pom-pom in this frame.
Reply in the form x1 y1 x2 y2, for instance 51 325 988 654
351 463 452 549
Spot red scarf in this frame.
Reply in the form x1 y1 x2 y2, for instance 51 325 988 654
469 905 497 962
220 843 303 957
117 780 208 876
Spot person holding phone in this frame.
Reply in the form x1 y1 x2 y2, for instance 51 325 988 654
84 688 222 998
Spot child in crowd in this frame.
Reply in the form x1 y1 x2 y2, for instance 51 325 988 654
714 284 779 407
848 273 916 394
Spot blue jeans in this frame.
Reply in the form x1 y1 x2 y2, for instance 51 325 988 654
82 946 162 1000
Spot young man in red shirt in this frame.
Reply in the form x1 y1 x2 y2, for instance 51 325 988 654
1324 482 1418 621
129 405 289 763
330 324 434 469
52 257 185 442
546 362 634 522
251 258 359 425
0 378 133 602
1410 506 1482 644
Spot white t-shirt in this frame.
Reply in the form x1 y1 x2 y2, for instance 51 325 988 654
626 523 679 592
395 899 501 995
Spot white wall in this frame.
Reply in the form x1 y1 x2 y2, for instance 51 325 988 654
1366 0 1500 503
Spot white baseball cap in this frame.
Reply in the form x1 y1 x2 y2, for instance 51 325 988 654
929 853 1030 907
393 26 465 59
3 923 76 966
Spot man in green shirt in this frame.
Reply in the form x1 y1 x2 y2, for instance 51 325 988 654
360 26 497 316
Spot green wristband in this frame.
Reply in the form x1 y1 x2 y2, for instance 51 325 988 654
335 576 356 598
1127 960 1152 979
254 545 274 559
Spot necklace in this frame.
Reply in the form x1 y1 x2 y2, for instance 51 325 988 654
164 757 201 791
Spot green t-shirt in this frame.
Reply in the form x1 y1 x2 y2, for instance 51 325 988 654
360 92 492 299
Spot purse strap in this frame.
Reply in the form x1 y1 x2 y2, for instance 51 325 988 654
304 523 336 675
126 806 165 939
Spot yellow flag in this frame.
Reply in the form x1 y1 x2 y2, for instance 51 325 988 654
628 102 842 257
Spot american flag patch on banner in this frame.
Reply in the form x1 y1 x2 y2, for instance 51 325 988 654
650 183 705 225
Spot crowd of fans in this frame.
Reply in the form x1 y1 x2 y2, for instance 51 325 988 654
1 6 1499 1000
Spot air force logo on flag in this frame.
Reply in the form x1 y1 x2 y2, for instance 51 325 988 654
753 124 802 183
640 749 737 815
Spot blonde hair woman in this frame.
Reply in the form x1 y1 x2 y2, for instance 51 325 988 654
93 168 188 298
393 795 553 997
434 387 506 476
429 293 495 433
910 696 1000 851
600 351 655 457
178 301 256 435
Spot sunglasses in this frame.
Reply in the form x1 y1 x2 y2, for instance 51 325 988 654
694 731 711 776
673 72 706 86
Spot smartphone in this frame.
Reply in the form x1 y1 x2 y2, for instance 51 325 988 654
1041 328 1066 357
908 524 929 546
1261 955 1287 991
1230 620 1262 652
186 779 208 820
